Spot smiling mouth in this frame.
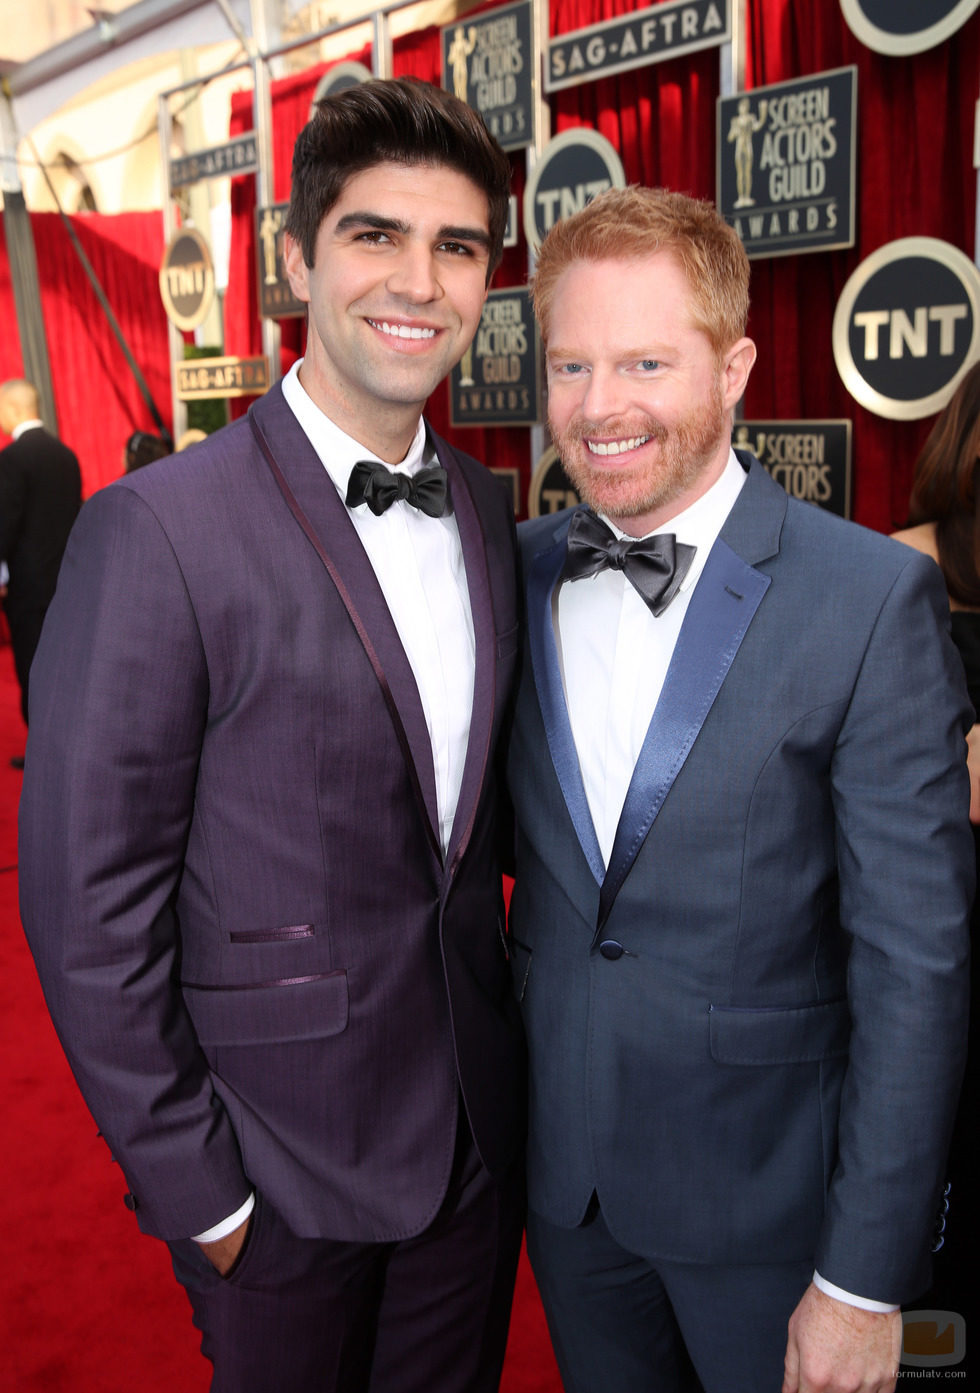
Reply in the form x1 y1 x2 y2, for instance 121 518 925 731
367 319 437 341
586 436 651 457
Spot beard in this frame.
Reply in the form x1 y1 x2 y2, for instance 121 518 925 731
553 383 729 525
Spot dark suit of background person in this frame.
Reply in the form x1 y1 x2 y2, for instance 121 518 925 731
0 378 81 728
505 188 972 1393
18 79 525 1393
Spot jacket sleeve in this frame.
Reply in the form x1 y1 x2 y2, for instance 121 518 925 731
18 484 251 1240
816 547 972 1302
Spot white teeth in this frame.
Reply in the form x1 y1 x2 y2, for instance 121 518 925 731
586 436 650 456
370 320 436 340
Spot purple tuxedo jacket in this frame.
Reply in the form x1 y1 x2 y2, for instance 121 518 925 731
19 384 525 1243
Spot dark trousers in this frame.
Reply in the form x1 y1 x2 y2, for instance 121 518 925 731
527 1202 812 1393
5 604 45 725
170 1121 524 1393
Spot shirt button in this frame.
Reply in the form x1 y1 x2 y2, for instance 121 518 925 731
599 939 624 960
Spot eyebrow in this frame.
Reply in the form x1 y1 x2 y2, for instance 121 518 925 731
545 347 591 365
547 345 671 361
334 211 492 253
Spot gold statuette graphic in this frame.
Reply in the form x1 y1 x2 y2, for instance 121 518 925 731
727 97 768 209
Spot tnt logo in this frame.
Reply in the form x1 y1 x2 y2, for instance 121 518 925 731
852 304 967 362
901 1309 966 1367
535 179 613 236
528 448 581 518
833 236 980 421
524 129 625 253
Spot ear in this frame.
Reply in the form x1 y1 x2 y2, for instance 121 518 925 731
721 337 757 412
282 232 311 303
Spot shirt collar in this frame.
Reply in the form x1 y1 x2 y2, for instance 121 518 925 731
280 359 429 500
12 419 43 441
599 450 747 595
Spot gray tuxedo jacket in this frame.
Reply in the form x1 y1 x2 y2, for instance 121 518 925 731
19 383 525 1243
507 454 971 1303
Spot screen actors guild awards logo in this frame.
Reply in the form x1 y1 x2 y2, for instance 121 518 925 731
717 69 856 258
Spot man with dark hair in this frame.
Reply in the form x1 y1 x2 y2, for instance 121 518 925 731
507 186 971 1393
0 378 81 739
20 78 524 1393
284 76 510 278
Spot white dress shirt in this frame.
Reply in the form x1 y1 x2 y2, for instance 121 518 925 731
11 418 43 440
556 452 745 869
554 450 894 1314
282 358 475 857
193 361 475 1246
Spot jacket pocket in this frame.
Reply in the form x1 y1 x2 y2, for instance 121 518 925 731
708 998 850 1065
183 971 349 1046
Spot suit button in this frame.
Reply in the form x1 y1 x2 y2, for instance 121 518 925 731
599 939 624 960
123 1193 138 1211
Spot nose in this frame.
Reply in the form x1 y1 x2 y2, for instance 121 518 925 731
579 365 629 422
386 241 443 304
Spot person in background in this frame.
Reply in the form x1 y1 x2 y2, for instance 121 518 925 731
0 378 81 755
892 359 980 1344
123 429 172 472
507 185 972 1393
18 78 524 1393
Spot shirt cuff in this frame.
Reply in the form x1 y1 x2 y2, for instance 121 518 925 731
192 1192 255 1244
813 1270 899 1313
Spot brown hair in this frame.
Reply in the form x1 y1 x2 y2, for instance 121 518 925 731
285 77 510 283
124 431 171 472
908 361 980 606
531 185 750 356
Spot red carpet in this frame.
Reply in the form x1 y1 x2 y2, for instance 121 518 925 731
0 640 560 1391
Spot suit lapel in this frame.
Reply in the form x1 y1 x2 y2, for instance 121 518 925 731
597 457 784 930
524 458 785 924
526 511 606 884
437 439 497 874
597 536 771 933
248 387 442 861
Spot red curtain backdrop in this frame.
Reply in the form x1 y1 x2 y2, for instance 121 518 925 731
548 0 718 196
0 211 171 498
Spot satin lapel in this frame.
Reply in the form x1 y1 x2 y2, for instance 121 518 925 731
597 537 771 934
438 441 495 875
248 389 441 861
526 513 605 884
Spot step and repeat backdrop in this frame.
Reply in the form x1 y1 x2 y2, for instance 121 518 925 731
205 0 979 531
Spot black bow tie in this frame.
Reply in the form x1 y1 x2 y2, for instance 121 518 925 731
345 460 449 518
561 509 696 617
